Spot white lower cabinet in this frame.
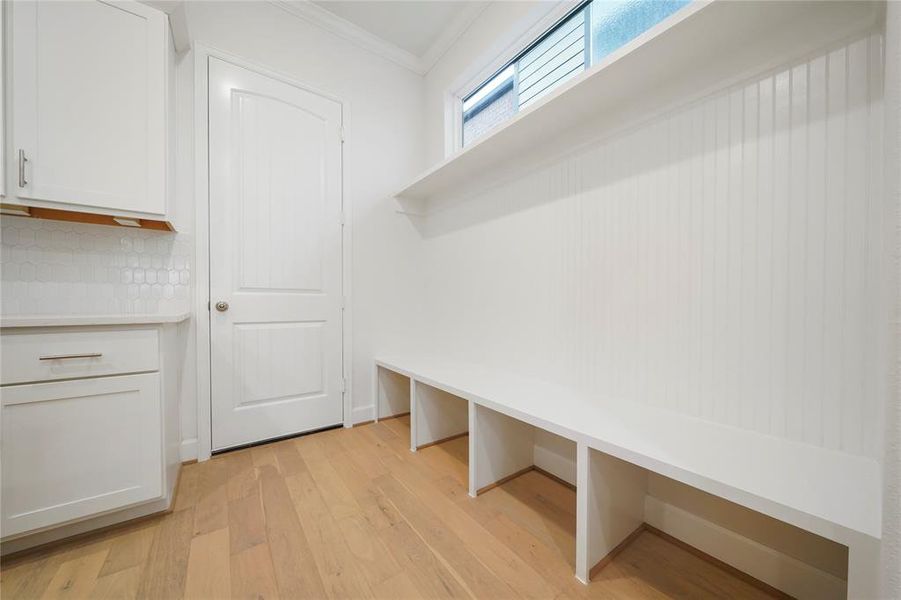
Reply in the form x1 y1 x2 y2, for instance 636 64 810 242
0 320 185 549
1 373 163 537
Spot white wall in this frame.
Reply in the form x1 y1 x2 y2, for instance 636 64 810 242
417 2 889 594
421 5 886 461
173 1 427 450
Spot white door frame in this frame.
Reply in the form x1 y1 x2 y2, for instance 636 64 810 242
193 43 353 462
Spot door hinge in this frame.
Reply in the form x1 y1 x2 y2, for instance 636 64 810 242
339 212 346 226
207 301 210 311
340 378 347 393
341 296 347 310
340 126 345 144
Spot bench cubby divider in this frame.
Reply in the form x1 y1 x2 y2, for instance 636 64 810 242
373 362 412 421
469 403 535 497
411 380 468 452
575 443 647 583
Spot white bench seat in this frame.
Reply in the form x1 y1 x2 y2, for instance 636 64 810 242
374 355 882 597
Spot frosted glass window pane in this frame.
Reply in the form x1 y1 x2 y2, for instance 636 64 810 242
462 66 516 146
590 0 690 64
460 0 692 148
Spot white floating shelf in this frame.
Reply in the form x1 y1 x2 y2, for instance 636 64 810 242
395 0 881 216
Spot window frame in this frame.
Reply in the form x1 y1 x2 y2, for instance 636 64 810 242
448 0 690 152
443 1 582 157
455 0 593 151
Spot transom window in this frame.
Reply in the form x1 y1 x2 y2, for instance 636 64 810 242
462 0 690 147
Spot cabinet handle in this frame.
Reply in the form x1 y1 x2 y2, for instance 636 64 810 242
18 149 28 188
39 353 103 361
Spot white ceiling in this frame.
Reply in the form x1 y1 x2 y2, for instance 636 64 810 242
311 1 486 60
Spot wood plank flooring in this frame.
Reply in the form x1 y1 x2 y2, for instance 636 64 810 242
1 416 776 599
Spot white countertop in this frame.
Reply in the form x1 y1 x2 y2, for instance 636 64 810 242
0 312 191 328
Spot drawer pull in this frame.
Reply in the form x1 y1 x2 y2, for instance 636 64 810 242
39 353 103 361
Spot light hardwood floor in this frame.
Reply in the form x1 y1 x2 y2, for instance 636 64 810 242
1 416 776 599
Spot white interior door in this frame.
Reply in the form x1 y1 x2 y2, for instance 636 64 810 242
209 57 344 451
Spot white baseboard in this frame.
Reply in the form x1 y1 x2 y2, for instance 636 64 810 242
644 495 846 600
0 494 171 556
351 404 375 425
180 438 198 462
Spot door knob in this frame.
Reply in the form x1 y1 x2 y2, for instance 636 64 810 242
215 301 229 312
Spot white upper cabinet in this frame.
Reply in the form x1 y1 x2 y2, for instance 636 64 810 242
1 2 6 200
9 0 167 218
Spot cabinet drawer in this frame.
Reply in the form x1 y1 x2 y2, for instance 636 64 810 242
1 328 159 385
1 373 163 537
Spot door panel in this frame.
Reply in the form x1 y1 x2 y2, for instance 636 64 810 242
233 322 325 407
209 57 343 451
235 91 327 292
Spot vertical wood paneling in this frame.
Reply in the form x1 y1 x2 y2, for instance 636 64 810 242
805 54 827 448
864 34 885 460
422 34 885 458
771 67 790 439
728 87 744 428
844 38 869 455
689 103 705 419
755 75 775 436
823 45 847 451
787 63 807 442
714 93 730 424
740 82 759 431
701 99 718 423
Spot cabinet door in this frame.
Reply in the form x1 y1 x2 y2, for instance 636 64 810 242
1 373 163 537
1 2 5 200
10 0 166 217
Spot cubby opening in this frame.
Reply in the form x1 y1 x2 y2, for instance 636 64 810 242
374 364 411 420
581 446 850 599
411 381 469 452
469 405 578 565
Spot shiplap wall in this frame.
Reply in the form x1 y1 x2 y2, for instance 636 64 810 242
420 33 886 459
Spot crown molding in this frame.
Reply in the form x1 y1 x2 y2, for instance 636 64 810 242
420 1 490 73
269 0 424 73
268 0 489 76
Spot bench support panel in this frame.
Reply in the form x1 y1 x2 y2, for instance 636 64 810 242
847 534 881 599
412 380 468 451
409 378 417 452
374 365 411 422
576 443 647 583
470 404 535 497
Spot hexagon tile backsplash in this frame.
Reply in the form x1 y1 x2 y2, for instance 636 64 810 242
0 217 192 316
